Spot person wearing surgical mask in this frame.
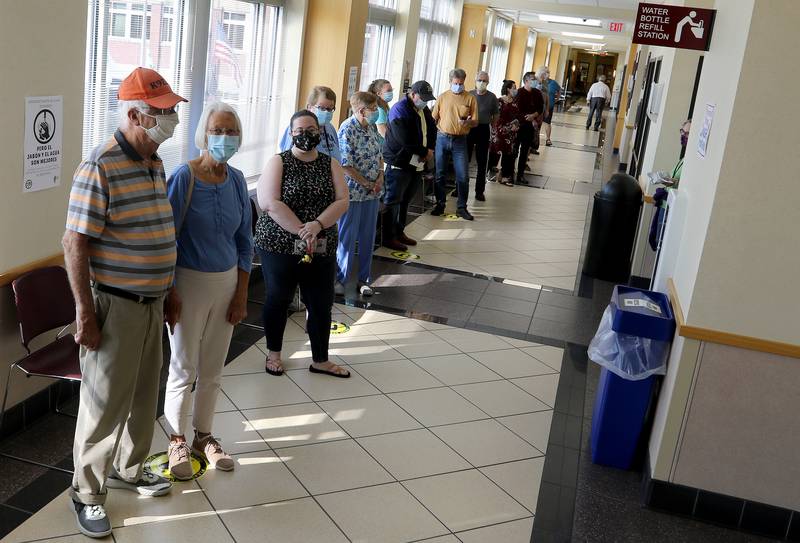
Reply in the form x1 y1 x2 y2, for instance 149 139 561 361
468 71 499 201
368 78 394 140
335 92 384 297
431 68 479 220
278 86 341 163
163 101 253 480
62 67 186 538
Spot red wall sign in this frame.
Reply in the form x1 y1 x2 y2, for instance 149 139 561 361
609 22 625 33
632 3 716 51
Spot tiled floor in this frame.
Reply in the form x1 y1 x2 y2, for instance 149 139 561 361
373 110 601 292
3 305 563 543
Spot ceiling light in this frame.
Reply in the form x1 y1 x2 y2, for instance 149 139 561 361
573 41 606 47
539 14 602 27
562 31 605 39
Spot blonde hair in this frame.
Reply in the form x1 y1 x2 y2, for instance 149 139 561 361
350 91 377 111
306 86 337 107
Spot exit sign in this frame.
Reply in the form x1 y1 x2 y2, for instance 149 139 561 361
609 22 625 32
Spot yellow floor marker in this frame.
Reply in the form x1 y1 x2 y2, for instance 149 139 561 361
144 451 207 482
390 250 421 260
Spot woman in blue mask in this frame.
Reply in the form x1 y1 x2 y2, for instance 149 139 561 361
335 92 384 297
164 102 253 480
367 78 393 140
278 86 341 163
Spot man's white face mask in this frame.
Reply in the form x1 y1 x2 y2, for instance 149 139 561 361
139 111 179 145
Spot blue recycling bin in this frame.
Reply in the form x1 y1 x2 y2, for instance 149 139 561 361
589 286 676 469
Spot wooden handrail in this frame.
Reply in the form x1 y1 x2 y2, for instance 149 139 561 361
667 278 800 359
0 253 64 287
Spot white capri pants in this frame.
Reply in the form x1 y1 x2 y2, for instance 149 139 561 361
164 266 238 436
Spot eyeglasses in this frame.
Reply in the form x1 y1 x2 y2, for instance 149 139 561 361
315 105 336 112
145 105 178 116
291 128 320 136
208 127 241 136
476 79 489 83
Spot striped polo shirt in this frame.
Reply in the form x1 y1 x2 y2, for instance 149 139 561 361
66 130 176 297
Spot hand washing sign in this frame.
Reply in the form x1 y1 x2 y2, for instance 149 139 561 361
632 3 715 51
23 96 63 193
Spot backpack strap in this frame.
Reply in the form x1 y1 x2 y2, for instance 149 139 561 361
176 163 196 237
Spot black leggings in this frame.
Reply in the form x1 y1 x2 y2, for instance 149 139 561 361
258 249 335 362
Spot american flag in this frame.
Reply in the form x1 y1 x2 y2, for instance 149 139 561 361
213 23 243 87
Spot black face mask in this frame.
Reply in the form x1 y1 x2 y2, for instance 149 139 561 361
292 130 321 151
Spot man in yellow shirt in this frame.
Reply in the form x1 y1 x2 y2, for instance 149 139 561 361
431 68 479 220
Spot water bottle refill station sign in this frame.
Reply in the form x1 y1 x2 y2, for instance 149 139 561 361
632 3 716 51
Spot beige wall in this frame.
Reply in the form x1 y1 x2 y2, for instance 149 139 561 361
650 0 800 511
298 0 369 125
531 36 549 75
0 0 88 407
673 342 800 510
547 42 561 73
454 4 488 84
0 0 87 272
505 24 529 81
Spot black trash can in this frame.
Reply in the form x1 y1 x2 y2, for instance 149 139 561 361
582 172 643 282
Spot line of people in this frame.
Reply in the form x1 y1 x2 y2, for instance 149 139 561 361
59 64 564 538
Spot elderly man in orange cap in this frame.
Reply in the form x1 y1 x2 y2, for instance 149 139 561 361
62 67 187 538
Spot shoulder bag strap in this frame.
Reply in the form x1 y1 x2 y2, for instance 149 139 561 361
176 164 196 237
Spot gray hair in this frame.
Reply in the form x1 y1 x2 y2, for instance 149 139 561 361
535 66 549 80
118 99 149 126
194 101 243 150
449 68 467 81
599 75 607 82
476 70 489 80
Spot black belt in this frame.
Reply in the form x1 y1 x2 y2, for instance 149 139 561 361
93 283 160 304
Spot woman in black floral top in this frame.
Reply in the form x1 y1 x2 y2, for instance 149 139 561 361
255 110 349 377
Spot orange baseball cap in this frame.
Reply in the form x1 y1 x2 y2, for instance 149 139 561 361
117 67 188 109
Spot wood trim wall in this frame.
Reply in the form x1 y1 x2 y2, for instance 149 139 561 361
667 278 800 359
0 253 64 287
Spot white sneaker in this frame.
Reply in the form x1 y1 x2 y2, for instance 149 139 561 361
106 470 172 496
359 283 374 296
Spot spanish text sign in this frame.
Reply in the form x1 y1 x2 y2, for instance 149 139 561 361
23 96 63 193
632 3 715 51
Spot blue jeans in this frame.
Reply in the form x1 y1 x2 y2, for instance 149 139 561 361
435 133 469 210
383 168 420 240
336 198 380 284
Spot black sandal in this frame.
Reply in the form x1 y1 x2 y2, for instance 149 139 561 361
265 358 284 376
309 364 351 378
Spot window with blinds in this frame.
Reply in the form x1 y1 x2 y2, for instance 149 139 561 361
486 15 512 95
83 0 284 180
523 30 537 83
413 0 457 96
206 0 283 178
83 0 192 175
360 2 396 92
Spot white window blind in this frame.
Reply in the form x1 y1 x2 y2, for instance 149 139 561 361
84 0 284 180
206 0 284 178
523 30 537 83
487 16 512 95
413 0 456 96
83 0 193 176
360 3 396 92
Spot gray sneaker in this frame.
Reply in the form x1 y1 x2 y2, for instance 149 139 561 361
71 499 112 539
106 469 172 496
334 281 345 296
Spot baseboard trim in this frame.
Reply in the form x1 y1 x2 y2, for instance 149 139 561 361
643 456 800 540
